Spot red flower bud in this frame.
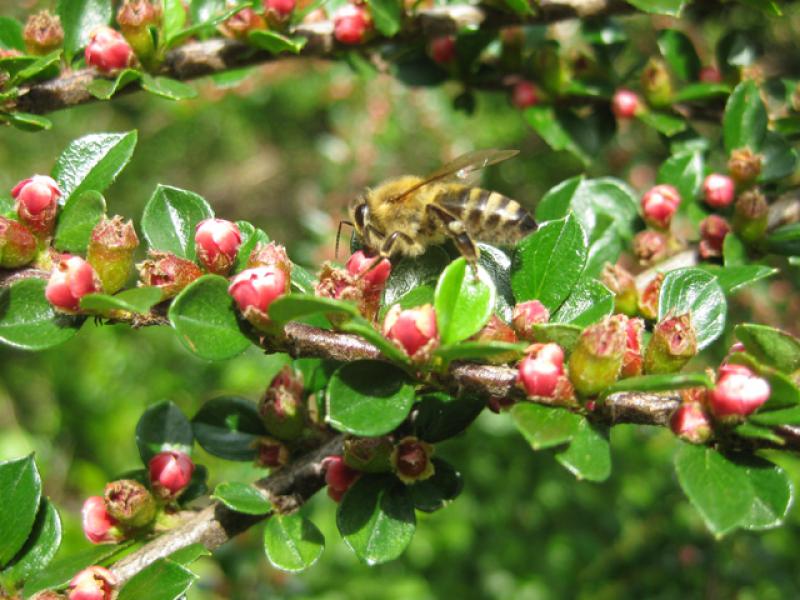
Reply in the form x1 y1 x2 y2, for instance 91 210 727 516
728 148 762 185
702 173 735 209
219 7 266 39
511 80 540 109
429 36 456 64
323 455 360 502
103 479 156 528
23 11 64 55
512 299 550 341
45 255 102 312
698 215 730 260
333 4 372 45
641 184 680 230
259 366 307 441
85 27 135 73
517 343 565 398
699 66 722 83
633 229 669 265
611 89 640 119
68 566 117 600
391 436 435 484
229 265 288 329
568 315 627 396
137 251 203 299
81 496 121 544
601 263 638 316
670 401 712 444
346 250 391 291
149 450 195 500
265 0 296 18
621 317 645 378
644 313 697 374
709 364 770 420
87 216 139 294
0 216 37 268
195 218 242 275
733 188 769 244
254 436 291 469
12 175 61 238
383 303 439 361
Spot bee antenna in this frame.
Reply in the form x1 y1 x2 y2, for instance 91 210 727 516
336 220 353 259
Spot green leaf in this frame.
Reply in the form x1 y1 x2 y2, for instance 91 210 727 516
750 406 800 426
413 392 485 443
657 152 703 205
673 82 731 103
0 17 24 51
717 31 760 70
601 372 713 399
141 74 198 101
511 214 587 311
531 323 582 353
552 279 614 327
326 361 415 436
57 0 112 61
23 544 129 597
382 247 449 308
0 455 41 566
410 459 463 512
248 30 307 54
701 264 777 294
0 279 83 351
502 0 535 15
765 223 800 256
336 475 416 566
167 543 210 567
268 294 359 327
135 401 194 464
263 513 325 572
0 498 61 589
163 0 188 41
583 216 622 280
366 0 402 36
739 459 793 530
53 190 106 253
118 558 196 600
80 287 164 315
524 106 590 166
233 222 269 273
433 341 526 362
192 396 266 461
168 275 251 361
658 267 726 350
737 0 782 16
6 112 53 132
723 233 747 266
141 184 214 260
637 111 687 136
657 29 700 81
556 420 611 482
9 51 61 85
52 131 138 205
724 80 767 152
625 0 686 16
758 131 798 183
86 69 141 100
213 482 272 515
735 324 800 373
338 317 411 365
434 258 496 345
511 404 581 450
477 243 516 321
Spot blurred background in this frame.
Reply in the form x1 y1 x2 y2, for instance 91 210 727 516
2 1 800 598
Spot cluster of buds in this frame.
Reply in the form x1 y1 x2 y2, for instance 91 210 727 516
511 299 550 341
259 366 307 441
229 241 292 331
383 303 439 362
611 89 641 120
641 184 681 230
391 436 435 484
323 455 360 502
315 250 392 322
333 3 373 45
644 313 697 374
23 10 63 56
116 0 162 67
85 27 135 73
510 80 540 109
517 343 573 402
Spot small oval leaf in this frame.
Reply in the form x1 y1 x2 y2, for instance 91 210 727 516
434 258 496 345
263 513 325 572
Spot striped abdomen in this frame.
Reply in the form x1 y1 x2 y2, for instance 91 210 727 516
436 187 536 245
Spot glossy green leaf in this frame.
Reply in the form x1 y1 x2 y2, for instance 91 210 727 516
583 215 622 280
735 421 784 445
135 401 194 464
7 112 53 132
80 287 164 316
0 279 83 350
57 0 112 61
724 80 767 152
414 391 485 443
758 131 798 182
657 152 703 204
750 406 800 426
167 543 211 567
511 214 586 311
552 279 614 327
233 222 269 273
702 264 777 294
178 465 209 506
434 258 496 345
658 268 726 350
717 31 760 69
168 275 251 361
410 459 463 512
625 0 685 16
9 51 61 86
53 190 106 253
23 544 129 597
52 131 137 205
503 0 534 15
86 69 141 100
382 247 449 308
141 185 214 260
637 111 687 136
118 558 196 600
740 459 793 530
735 324 800 373
248 30 307 54
531 323 582 353
213 482 272 515
765 223 800 256
601 372 713 399
0 455 41 566
657 29 700 80
192 396 266 461
511 404 581 450
163 0 188 41
556 420 611 482
337 475 416 565
141 74 198 101
0 499 61 588
673 83 731 102
0 17 24 51
525 106 590 166
366 0 402 35
263 513 325 572
477 244 517 321
268 294 359 327
326 360 414 436
433 341 526 362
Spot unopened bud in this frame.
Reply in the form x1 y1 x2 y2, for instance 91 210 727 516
85 27 135 73
0 217 37 268
621 317 644 378
698 215 730 260
670 401 712 444
45 255 102 313
323 455 360 502
346 250 391 291
344 435 393 473
259 366 307 441
333 4 372 45
601 263 638 316
429 36 456 64
568 315 627 396
703 173 735 209
219 7 266 39
86 216 139 294
732 188 769 244
68 566 116 600
638 272 663 320
23 11 64 55
116 0 162 66
195 218 242 275
641 184 681 230
512 299 550 340
247 241 292 277
149 450 195 500
611 89 641 119
517 343 569 399
12 175 60 238
728 148 762 185
644 313 697 374
103 479 156 529
228 265 289 330
699 66 722 83
511 80 540 109
383 303 439 361
633 230 669 265
265 0 296 23
137 251 202 299
254 436 291 469
81 496 122 544
391 436 435 484
709 363 770 421
471 314 518 364
641 58 673 108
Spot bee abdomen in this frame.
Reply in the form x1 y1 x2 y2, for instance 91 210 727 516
441 187 536 244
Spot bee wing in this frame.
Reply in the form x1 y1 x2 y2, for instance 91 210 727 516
392 149 518 202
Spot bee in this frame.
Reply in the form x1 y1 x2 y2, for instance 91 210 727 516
341 149 536 266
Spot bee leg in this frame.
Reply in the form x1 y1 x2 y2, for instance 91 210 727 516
379 230 416 260
426 204 480 270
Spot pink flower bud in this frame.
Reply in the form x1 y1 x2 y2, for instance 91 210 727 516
611 88 640 119
702 173 735 209
229 265 288 329
137 251 203 299
670 402 712 444
149 450 195 500
259 366 307 441
68 566 116 600
333 4 371 45
641 184 681 230
85 27 135 73
346 250 391 291
323 455 360 502
633 230 669 265
383 303 439 361
81 496 121 544
391 436 435 484
23 11 64 55
517 343 565 398
699 66 722 83
45 255 101 312
103 479 156 528
709 364 770 420
699 215 730 260
12 175 61 238
512 299 550 341
195 218 242 275
429 36 456 64
219 7 266 39
265 0 296 18
511 80 539 109
0 216 37 268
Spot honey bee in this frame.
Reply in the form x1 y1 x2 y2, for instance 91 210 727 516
342 149 536 265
